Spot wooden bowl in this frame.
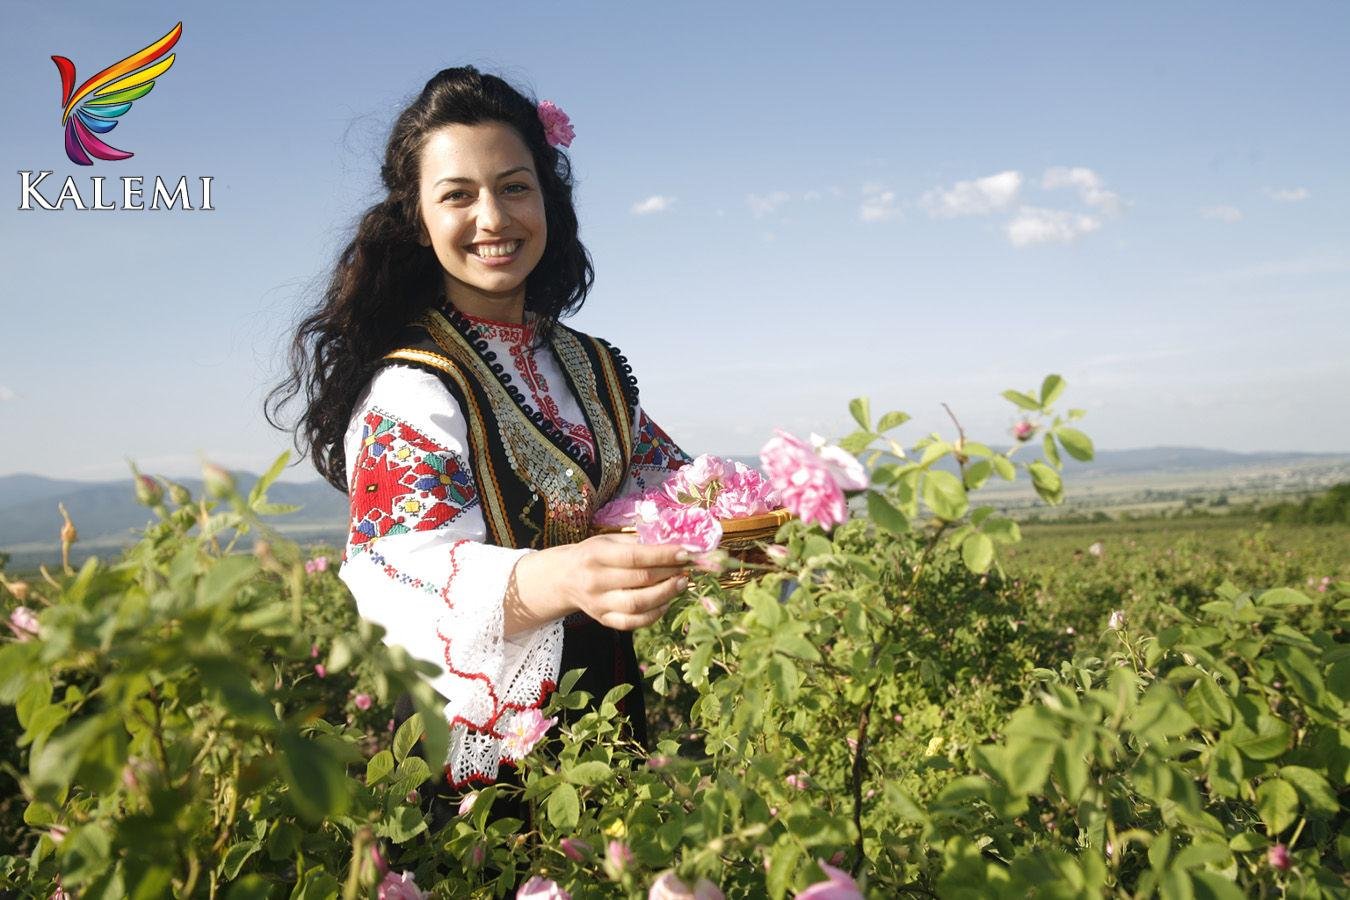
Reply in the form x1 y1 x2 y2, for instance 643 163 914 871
592 507 793 589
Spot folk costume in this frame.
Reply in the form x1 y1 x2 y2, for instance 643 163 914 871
337 303 691 790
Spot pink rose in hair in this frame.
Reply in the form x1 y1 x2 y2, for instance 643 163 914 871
536 101 575 148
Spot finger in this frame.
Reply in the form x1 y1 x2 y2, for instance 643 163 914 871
595 538 691 570
598 564 689 591
604 600 674 632
604 574 688 619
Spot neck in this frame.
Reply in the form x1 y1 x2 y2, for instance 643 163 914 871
442 276 526 325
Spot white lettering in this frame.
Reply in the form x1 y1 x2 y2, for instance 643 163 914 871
18 170 55 210
150 176 192 210
55 176 86 210
123 176 144 210
89 176 116 211
200 176 214 211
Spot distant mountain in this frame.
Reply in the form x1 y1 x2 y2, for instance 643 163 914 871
0 472 347 549
2 448 1347 565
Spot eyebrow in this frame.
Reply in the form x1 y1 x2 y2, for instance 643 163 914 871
433 167 533 188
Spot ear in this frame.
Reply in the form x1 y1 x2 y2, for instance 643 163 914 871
415 218 431 248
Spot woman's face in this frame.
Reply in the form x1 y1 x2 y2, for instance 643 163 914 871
415 122 548 321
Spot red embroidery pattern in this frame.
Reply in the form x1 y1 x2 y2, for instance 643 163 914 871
348 411 477 553
628 411 692 491
462 311 597 458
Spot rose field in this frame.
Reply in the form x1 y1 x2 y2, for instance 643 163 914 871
0 377 1346 899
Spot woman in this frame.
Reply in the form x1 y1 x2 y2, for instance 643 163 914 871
267 66 693 801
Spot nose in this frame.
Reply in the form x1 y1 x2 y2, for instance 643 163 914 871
476 190 509 231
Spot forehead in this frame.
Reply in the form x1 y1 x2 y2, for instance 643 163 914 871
418 122 537 187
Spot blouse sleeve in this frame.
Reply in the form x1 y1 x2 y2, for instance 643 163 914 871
338 364 564 788
618 404 694 497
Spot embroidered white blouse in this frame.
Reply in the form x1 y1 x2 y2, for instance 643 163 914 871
337 311 689 787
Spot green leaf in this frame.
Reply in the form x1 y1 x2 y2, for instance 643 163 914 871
376 805 428 843
248 451 291 507
1257 588 1312 607
1002 389 1041 412
30 715 113 800
1255 778 1298 834
1190 872 1246 900
1042 432 1062 470
220 841 261 880
1056 427 1094 461
1278 765 1339 816
991 456 1016 481
197 657 276 727
983 517 1021 545
961 533 994 574
277 725 351 822
365 750 395 786
1004 738 1055 795
546 783 580 831
1206 741 1244 799
1027 462 1063 505
1185 677 1234 728
1227 832 1267 852
922 470 969 521
1232 714 1291 761
196 555 259 608
837 430 874 455
393 714 424 764
1040 374 1066 407
866 490 909 534
963 459 992 490
567 760 611 786
876 410 910 433
849 397 871 431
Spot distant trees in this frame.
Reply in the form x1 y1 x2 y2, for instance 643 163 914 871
1258 482 1350 525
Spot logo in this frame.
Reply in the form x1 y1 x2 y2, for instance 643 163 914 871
19 22 213 211
52 21 182 165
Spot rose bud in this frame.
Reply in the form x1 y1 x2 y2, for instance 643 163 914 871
353 693 373 711
1268 843 1291 871
202 462 235 499
559 837 592 862
134 474 164 507
1012 420 1036 442
168 481 192 506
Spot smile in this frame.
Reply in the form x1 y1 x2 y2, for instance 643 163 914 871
468 240 522 258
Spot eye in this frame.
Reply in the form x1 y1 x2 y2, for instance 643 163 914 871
505 183 531 194
442 190 470 202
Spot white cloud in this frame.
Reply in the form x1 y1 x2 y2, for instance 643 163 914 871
1005 206 1102 247
631 195 676 215
1041 166 1123 214
859 185 900 223
920 170 1022 218
1266 187 1310 202
803 190 822 201
747 191 790 218
0 386 14 402
1201 205 1243 222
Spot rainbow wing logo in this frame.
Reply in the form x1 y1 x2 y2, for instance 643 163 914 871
51 22 182 166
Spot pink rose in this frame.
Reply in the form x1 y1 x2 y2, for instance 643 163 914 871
636 506 722 553
605 839 635 878
314 664 327 679
1268 843 1291 871
7 606 40 641
518 876 572 899
500 707 557 760
785 772 810 791
378 870 428 900
353 692 373 711
536 101 575 149
760 430 861 530
593 493 645 526
559 837 592 862
648 870 725 900
1012 420 1036 442
796 860 864 899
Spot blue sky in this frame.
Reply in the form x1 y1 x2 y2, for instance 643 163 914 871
2 1 1347 482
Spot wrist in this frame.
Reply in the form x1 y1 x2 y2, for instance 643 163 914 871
510 546 580 624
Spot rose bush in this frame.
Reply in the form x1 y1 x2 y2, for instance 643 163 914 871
0 375 1344 898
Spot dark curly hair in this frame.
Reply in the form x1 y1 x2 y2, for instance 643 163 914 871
266 66 595 490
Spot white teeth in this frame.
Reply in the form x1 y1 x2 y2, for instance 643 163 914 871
473 241 521 258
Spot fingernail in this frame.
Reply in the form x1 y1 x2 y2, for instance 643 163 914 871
674 550 691 563
676 577 689 590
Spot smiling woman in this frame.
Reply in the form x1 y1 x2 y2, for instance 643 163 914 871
265 66 695 849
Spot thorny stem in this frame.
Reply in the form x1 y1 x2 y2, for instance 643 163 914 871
850 521 948 874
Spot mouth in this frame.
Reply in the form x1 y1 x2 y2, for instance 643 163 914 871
466 239 523 260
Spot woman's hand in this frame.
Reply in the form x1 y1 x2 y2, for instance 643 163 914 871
507 533 690 634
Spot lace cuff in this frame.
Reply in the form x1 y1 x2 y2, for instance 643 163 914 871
438 540 564 787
